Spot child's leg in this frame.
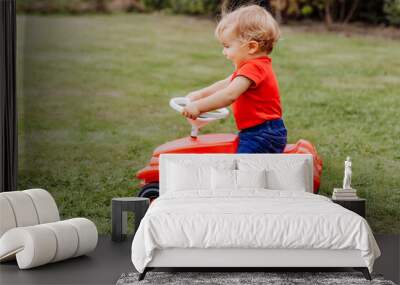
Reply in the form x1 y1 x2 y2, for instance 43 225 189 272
236 119 287 154
237 131 271 153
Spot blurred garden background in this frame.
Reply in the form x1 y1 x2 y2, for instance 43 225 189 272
16 0 400 234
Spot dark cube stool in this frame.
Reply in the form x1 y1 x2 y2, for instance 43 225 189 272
332 198 366 218
111 197 149 242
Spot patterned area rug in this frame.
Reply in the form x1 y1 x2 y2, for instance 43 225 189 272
116 271 396 285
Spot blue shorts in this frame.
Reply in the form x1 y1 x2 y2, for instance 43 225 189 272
236 119 287 154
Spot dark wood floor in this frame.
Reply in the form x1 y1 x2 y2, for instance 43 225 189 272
0 236 135 285
0 234 399 285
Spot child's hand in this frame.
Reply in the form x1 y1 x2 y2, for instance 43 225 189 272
182 103 201 120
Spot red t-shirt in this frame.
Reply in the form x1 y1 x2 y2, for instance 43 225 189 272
230 56 282 130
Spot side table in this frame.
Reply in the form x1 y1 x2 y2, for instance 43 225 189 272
111 197 150 242
331 198 366 218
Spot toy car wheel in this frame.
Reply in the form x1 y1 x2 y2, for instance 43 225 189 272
138 183 159 202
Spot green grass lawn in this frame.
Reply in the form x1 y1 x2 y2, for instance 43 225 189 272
17 13 400 234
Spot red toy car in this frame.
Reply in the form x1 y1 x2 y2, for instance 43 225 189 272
136 98 322 200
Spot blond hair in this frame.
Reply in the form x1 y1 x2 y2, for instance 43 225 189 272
215 5 280 54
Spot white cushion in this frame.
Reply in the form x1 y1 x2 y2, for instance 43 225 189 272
0 218 98 269
211 168 236 190
264 161 307 191
42 221 79 262
65 218 98 257
0 196 17 237
0 226 57 269
238 158 309 192
0 189 98 269
0 190 60 238
166 159 236 192
237 169 267 189
0 192 39 227
167 162 211 191
211 169 267 191
23 189 60 224
160 154 313 194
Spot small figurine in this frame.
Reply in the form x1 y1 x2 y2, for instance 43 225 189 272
343 156 352 190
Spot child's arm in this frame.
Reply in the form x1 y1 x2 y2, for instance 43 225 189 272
182 76 252 119
186 76 231 101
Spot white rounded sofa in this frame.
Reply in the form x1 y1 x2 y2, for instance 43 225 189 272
0 188 98 269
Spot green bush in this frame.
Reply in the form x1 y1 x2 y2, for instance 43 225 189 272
354 0 384 24
301 0 324 18
16 0 109 14
16 0 400 26
168 0 220 15
384 0 400 26
140 0 169 11
300 5 313 17
270 0 325 21
270 0 393 24
140 0 221 15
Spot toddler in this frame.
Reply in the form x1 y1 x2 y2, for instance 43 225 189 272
182 4 287 153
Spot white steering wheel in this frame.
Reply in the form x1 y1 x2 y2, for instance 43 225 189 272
169 97 229 121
